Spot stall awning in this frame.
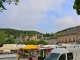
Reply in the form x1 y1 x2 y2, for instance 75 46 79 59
22 45 40 49
0 44 19 50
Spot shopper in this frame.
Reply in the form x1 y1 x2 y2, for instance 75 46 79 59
38 55 44 60
28 55 33 60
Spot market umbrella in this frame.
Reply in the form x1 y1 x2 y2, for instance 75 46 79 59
22 45 40 50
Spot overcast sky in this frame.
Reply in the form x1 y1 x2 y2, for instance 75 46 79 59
0 0 80 33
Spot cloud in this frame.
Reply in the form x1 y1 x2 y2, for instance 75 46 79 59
54 16 75 27
0 0 80 33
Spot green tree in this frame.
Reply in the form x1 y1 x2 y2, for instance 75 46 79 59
37 40 49 45
17 41 24 44
0 31 7 46
5 38 15 44
27 40 38 45
73 0 80 15
0 0 19 12
24 41 28 45
43 33 51 37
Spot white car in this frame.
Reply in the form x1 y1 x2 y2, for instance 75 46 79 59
45 45 80 60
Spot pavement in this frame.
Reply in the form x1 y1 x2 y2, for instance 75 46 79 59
20 59 27 60
20 57 38 60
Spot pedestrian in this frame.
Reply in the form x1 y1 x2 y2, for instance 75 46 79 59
42 50 46 59
46 50 50 56
38 55 44 60
28 55 33 60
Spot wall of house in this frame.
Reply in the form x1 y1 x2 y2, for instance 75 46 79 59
76 33 80 43
30 35 37 40
24 36 29 41
47 39 57 45
29 35 43 40
58 33 80 44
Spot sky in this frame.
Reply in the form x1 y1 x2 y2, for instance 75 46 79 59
0 0 80 34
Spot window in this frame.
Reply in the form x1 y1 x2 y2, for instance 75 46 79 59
45 53 60 60
62 40 63 42
73 37 75 41
62 38 64 42
65 38 67 43
69 37 71 42
67 53 73 60
58 38 60 42
58 54 66 60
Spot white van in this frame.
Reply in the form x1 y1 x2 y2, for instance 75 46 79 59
0 54 18 60
45 45 80 60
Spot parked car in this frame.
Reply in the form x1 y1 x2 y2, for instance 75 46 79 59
45 45 80 60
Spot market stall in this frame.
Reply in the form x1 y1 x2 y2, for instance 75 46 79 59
0 44 19 50
0 44 19 54
20 45 40 58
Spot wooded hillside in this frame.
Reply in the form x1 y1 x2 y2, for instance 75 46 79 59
0 28 42 38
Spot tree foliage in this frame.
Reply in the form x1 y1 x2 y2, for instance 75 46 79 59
17 41 24 44
0 0 19 12
0 31 7 46
24 41 28 45
37 40 49 45
0 28 42 38
5 38 15 44
73 0 80 15
43 33 55 37
27 40 38 45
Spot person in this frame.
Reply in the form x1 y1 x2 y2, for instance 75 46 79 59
42 50 46 59
46 50 50 56
28 55 33 60
38 55 44 60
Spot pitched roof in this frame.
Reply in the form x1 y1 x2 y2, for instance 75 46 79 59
62 26 80 35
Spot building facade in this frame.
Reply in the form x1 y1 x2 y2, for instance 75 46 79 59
47 37 58 45
43 37 58 45
24 35 29 41
30 34 43 40
58 26 80 44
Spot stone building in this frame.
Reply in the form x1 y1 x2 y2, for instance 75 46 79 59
49 37 58 44
30 34 43 40
15 33 24 43
58 26 80 44
44 37 58 45
24 35 29 41
24 33 29 41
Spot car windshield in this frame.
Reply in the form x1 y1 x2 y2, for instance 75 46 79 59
45 53 60 60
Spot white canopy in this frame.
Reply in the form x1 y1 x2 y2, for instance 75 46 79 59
0 44 19 50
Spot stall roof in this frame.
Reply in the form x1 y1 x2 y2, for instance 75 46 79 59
0 44 19 50
22 45 40 49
